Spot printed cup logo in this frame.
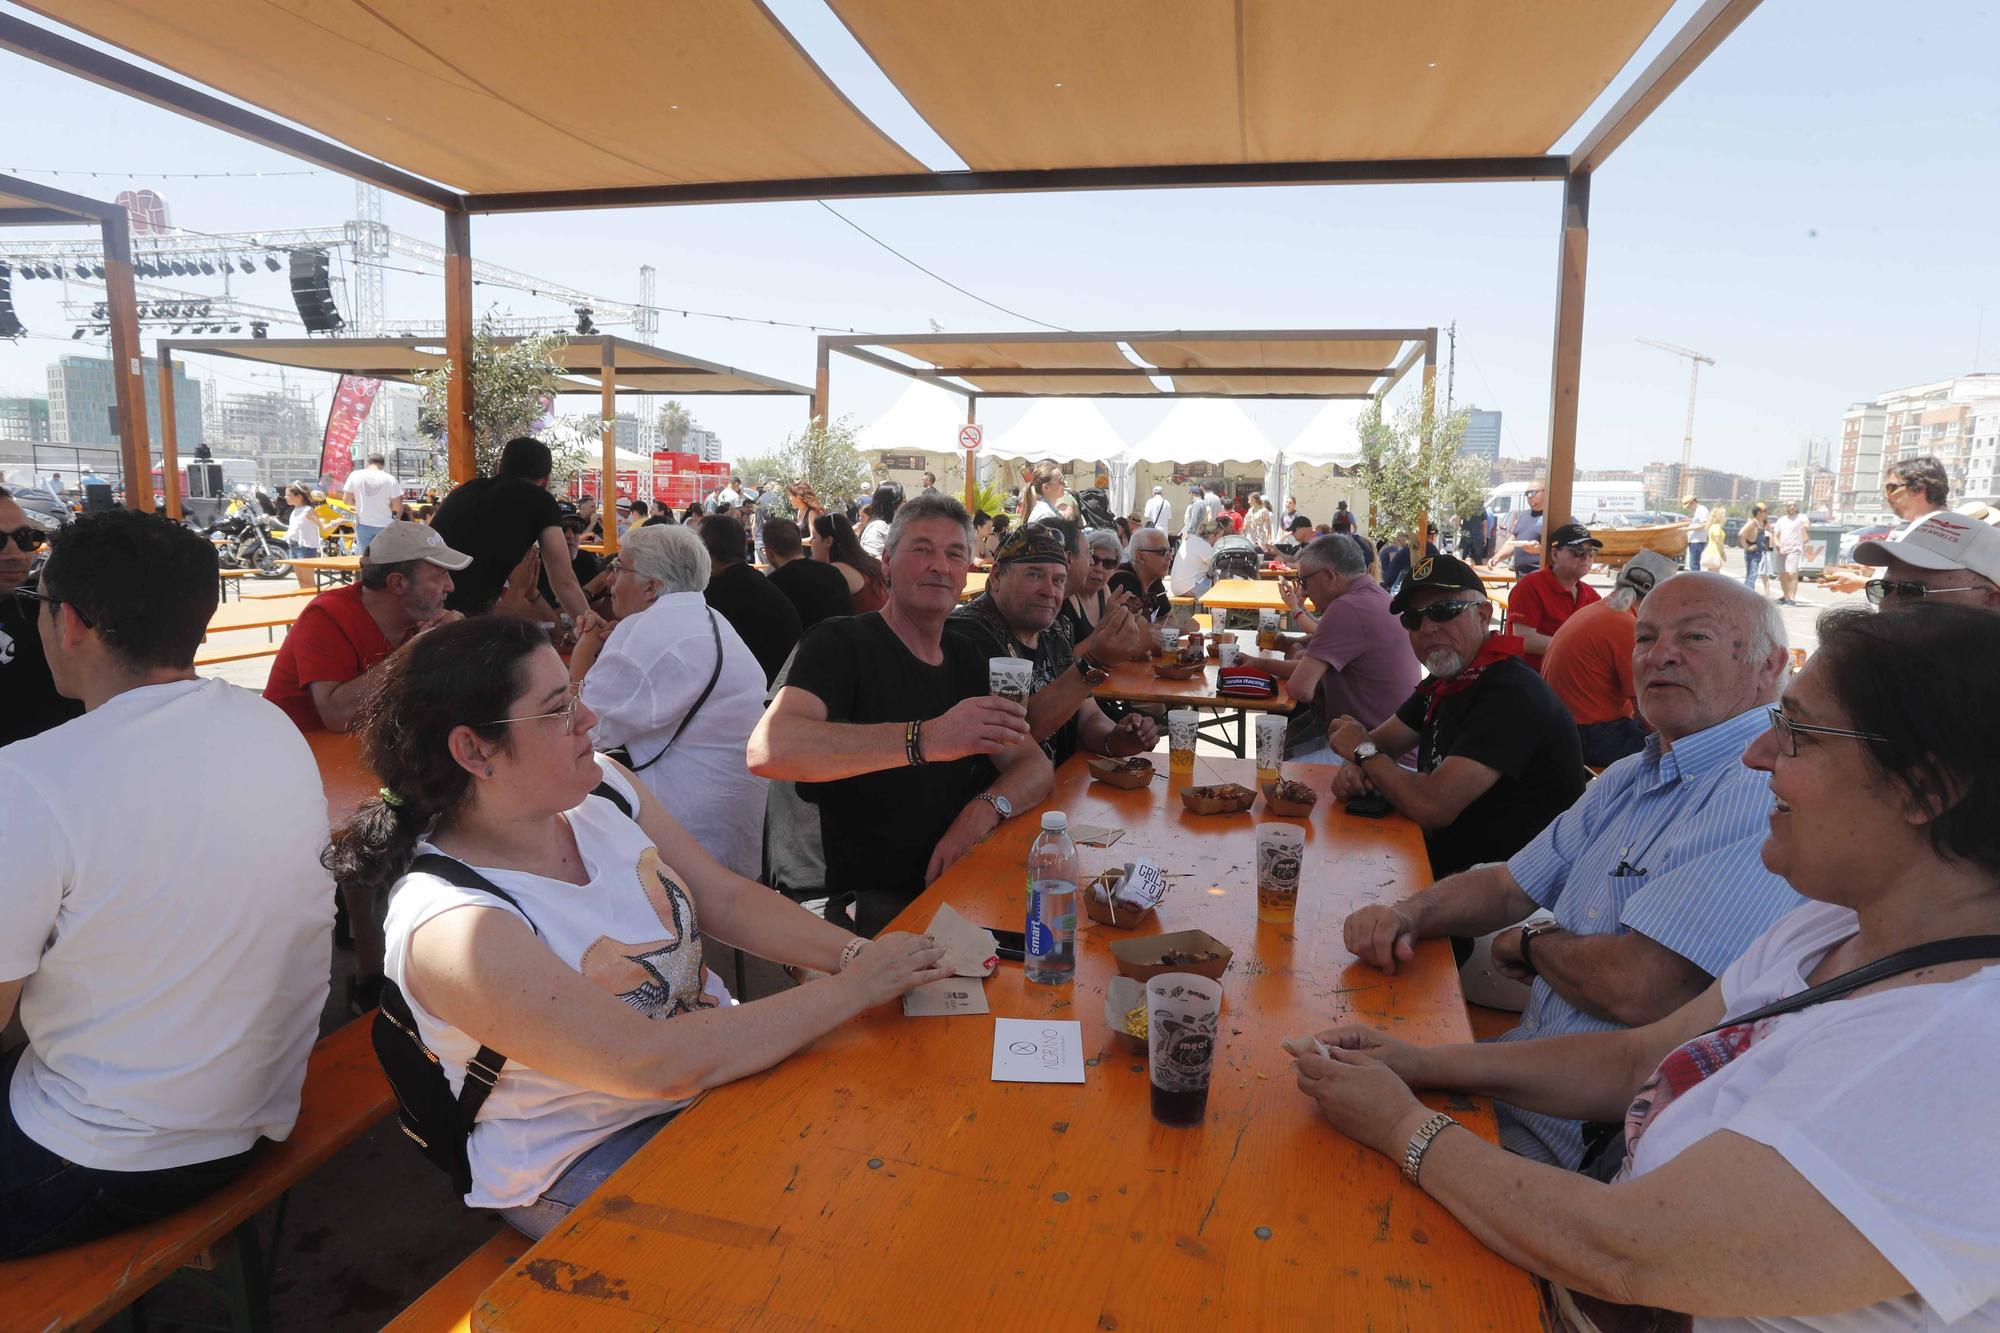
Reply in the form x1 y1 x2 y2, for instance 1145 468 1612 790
1255 715 1285 770
1257 838 1302 892
1258 609 1279 632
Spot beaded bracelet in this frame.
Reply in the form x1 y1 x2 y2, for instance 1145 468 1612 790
905 718 926 767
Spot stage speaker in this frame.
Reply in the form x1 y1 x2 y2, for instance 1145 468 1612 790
186 461 225 500
289 249 344 334
0 264 23 339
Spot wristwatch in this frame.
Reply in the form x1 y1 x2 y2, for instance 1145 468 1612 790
975 791 1014 822
1351 740 1381 764
1073 651 1110 685
1518 920 1562 976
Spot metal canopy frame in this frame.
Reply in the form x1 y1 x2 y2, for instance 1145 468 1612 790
0 0 1765 540
818 327 1439 518
0 172 151 507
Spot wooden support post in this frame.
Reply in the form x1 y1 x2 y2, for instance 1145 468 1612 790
600 337 619 556
1543 173 1590 564
963 398 978 516
443 210 476 484
811 338 830 428
100 207 151 511
1416 327 1438 550
157 348 183 519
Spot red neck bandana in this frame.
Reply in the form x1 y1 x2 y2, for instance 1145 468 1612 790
1415 634 1525 724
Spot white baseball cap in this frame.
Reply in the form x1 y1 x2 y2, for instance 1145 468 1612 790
1854 513 2000 584
361 520 472 570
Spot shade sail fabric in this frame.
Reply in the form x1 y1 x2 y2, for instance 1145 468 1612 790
826 0 1673 170
875 338 1156 396
1131 336 1408 398
980 398 1128 463
1127 400 1274 466
855 384 968 454
24 0 924 193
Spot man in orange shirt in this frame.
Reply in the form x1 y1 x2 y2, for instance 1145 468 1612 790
1541 550 1676 767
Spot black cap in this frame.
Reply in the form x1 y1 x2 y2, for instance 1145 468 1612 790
1285 514 1313 533
1548 521 1603 549
1388 552 1488 616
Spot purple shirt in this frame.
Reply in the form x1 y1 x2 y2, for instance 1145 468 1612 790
1304 578 1421 729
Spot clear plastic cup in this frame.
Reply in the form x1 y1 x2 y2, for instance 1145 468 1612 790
1217 641 1241 668
1257 608 1280 649
1148 972 1222 1126
1156 624 1183 662
1255 713 1286 786
989 657 1033 705
1168 708 1198 774
1255 824 1306 923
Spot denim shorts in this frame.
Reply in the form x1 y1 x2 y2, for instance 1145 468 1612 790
497 1110 679 1240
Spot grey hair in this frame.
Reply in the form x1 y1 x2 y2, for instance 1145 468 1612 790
1750 589 1788 661
1125 526 1167 562
1604 586 1641 614
1298 533 1365 579
884 492 973 558
1085 527 1122 558
621 523 710 594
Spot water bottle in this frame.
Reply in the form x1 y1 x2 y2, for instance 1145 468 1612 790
1025 811 1079 985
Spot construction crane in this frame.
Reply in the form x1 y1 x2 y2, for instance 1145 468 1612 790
1637 337 1716 478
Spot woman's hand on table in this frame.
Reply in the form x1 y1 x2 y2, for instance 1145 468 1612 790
836 931 952 1007
1293 1044 1430 1159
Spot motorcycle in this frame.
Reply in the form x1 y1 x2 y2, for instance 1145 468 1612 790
208 489 290 578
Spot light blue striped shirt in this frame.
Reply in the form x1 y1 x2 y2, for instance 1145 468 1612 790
1494 705 1803 1167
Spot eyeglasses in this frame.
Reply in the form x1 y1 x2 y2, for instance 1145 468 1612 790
1766 705 1889 758
1399 599 1482 631
1134 544 1169 558
1863 579 1992 606
4 527 49 552
1090 555 1121 570
477 684 585 729
12 585 95 628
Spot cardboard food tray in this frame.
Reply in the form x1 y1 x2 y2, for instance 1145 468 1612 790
1261 781 1319 818
1109 928 1233 983
1087 756 1155 790
1180 782 1255 815
1082 870 1157 929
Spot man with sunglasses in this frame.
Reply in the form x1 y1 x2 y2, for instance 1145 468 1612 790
1506 521 1603 671
1339 571 1801 1167
1825 454 1950 594
1851 513 2000 613
0 488 81 746
1487 482 1548 575
1326 553 1586 879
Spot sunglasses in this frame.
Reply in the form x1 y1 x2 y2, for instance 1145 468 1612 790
1766 705 1888 759
1883 482 1909 495
476 684 586 729
1399 599 1482 631
1863 579 1990 606
1090 555 1120 570
4 527 48 553
1556 542 1595 556
12 585 96 628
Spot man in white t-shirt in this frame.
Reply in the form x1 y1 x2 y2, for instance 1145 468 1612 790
1142 486 1172 531
1683 495 1711 572
1770 501 1810 605
342 454 403 553
0 510 331 1259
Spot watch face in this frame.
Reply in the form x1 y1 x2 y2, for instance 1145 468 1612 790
994 795 1014 819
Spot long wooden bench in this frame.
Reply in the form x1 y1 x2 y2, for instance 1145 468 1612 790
194 642 281 667
0 1014 394 1332
381 1232 524 1333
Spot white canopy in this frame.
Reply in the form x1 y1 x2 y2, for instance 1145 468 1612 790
1285 401 1365 465
855 383 967 454
980 397 1128 464
1124 400 1275 466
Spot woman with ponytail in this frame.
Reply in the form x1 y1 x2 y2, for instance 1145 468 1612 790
325 616 950 1236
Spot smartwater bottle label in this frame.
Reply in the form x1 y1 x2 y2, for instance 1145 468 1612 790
1026 888 1052 957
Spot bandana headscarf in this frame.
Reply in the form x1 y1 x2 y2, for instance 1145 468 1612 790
993 522 1071 568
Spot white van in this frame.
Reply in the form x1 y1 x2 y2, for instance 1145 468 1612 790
1486 480 1647 527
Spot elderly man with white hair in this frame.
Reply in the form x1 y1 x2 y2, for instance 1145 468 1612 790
1340 572 1803 1168
569 523 769 879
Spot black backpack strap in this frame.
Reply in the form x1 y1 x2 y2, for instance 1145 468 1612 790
589 778 633 819
624 610 725 773
1702 934 2000 1036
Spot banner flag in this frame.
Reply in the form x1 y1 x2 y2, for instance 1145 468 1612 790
319 375 382 486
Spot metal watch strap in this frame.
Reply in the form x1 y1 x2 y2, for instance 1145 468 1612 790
976 791 1009 820
1402 1111 1457 1184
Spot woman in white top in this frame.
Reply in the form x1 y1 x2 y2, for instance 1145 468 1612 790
1024 460 1067 525
326 616 949 1237
569 525 768 879
1242 493 1275 550
1293 604 2000 1331
857 481 903 558
283 484 323 588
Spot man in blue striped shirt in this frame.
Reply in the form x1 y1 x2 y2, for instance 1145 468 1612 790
1341 573 1803 1166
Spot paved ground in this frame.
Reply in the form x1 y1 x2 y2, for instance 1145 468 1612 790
159 552 1853 1328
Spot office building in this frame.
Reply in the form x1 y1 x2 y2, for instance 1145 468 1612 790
1459 408 1502 464
46 354 203 451
1835 373 2000 519
0 396 51 443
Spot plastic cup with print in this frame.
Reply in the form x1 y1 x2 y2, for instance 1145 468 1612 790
1255 824 1306 924
1257 608 1280 649
1254 714 1286 785
1148 972 1223 1127
989 658 1033 705
1156 624 1183 659
1168 709 1198 774
1217 640 1241 668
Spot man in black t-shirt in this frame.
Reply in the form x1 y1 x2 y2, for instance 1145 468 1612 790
944 521 1151 767
761 517 853 631
429 438 592 619
1106 526 1194 631
750 495 1053 936
0 491 82 746
698 515 801 685
1327 553 1584 877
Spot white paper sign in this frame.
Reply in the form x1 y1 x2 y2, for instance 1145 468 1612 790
990 1018 1086 1084
1121 859 1170 910
902 977 990 1017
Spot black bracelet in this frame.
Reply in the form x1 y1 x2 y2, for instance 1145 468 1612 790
905 718 926 767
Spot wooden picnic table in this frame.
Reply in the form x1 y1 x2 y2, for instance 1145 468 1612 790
962 570 987 601
1199 578 1290 613
1093 654 1294 756
473 754 1539 1332
205 596 309 636
307 728 376 827
284 554 361 589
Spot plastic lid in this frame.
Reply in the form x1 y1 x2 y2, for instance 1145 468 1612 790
1040 811 1068 831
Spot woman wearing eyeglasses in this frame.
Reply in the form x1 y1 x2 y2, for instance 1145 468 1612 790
0 488 83 745
326 616 951 1237
1295 605 2000 1330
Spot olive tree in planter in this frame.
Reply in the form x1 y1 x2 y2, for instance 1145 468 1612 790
415 319 595 491
1355 388 1486 544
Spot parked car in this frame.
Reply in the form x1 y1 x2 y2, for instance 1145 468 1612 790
1839 524 1893 564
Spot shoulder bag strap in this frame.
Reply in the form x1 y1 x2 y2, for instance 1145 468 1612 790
405 852 540 1132
626 610 725 773
1702 935 2000 1036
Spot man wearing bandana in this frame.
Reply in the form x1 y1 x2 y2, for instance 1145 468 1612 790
1324 553 1585 878
946 520 1156 767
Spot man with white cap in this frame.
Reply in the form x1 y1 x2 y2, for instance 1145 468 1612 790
1142 485 1172 531
1852 512 2000 613
263 518 471 733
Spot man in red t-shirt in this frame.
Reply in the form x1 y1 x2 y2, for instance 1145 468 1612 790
1507 521 1603 671
263 521 471 732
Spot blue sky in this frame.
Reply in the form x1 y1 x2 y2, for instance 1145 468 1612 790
3 0 1997 477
